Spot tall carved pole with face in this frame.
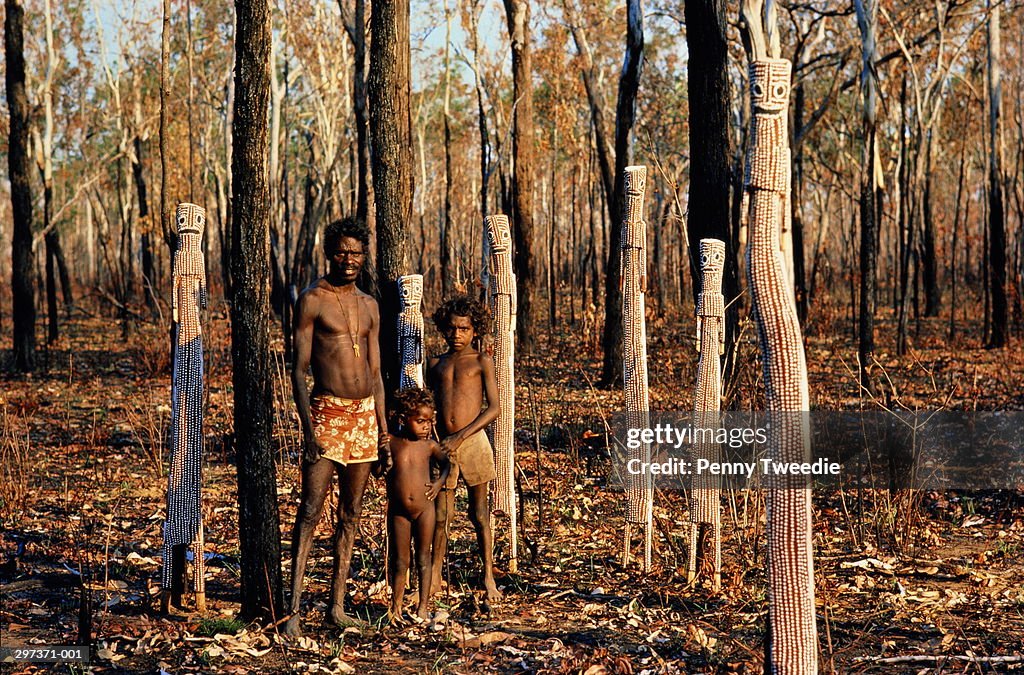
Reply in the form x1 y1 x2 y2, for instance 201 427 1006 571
485 214 518 572
689 238 725 590
397 274 425 389
745 58 818 673
163 202 209 612
620 166 652 572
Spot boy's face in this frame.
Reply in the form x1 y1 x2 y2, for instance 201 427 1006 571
442 315 475 351
405 405 434 440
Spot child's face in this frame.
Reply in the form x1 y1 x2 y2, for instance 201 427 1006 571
404 405 434 440
442 315 475 351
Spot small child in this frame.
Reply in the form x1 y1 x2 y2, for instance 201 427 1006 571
386 387 449 624
427 295 503 604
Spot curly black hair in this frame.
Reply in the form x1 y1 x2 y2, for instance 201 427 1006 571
391 387 435 420
432 294 491 336
322 216 369 255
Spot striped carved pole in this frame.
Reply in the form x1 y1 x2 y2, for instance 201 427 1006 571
397 274 425 389
744 58 818 673
689 239 725 591
485 214 518 573
162 203 209 612
621 166 652 573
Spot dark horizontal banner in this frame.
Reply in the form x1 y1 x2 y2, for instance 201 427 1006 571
607 411 1024 490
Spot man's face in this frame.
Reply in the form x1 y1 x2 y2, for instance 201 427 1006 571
329 236 366 283
443 315 475 351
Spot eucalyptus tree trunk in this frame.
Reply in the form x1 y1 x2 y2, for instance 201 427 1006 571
855 0 882 390
5 0 36 371
684 0 737 367
231 0 284 622
501 0 538 351
986 0 1008 348
368 0 413 393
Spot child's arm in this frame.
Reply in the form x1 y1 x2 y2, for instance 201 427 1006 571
441 353 501 453
426 441 450 500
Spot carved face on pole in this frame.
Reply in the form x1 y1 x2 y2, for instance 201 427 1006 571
699 239 726 275
397 274 424 311
176 203 206 237
749 59 792 115
486 215 512 255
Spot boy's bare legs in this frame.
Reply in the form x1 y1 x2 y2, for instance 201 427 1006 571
284 457 336 637
387 507 411 624
412 506 437 620
467 483 502 603
328 461 373 627
429 489 454 596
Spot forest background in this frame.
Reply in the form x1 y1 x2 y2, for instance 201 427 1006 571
3 0 1024 672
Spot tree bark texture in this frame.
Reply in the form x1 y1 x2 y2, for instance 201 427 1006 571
502 0 538 351
368 0 413 394
683 0 738 367
855 0 881 389
230 0 284 622
987 0 1007 348
601 0 644 386
5 0 36 372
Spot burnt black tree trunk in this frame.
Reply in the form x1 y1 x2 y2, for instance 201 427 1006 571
340 0 371 227
986 0 1008 348
599 0 644 386
683 0 738 361
502 0 539 352
6 0 35 372
856 0 881 387
368 0 413 394
230 0 284 622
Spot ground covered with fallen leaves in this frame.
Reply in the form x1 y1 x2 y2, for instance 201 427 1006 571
2 300 1024 674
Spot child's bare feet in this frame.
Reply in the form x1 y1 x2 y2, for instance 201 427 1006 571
283 615 302 637
415 604 431 622
429 573 445 597
328 603 367 630
483 577 503 603
386 610 407 627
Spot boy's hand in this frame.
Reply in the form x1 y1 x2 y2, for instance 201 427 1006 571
425 480 444 501
440 432 466 455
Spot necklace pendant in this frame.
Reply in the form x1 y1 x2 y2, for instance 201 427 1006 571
354 343 360 357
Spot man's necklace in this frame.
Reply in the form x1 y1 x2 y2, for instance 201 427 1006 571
331 283 360 357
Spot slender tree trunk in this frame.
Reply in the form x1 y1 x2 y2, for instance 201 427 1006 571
855 0 881 390
6 0 36 371
987 0 1008 347
368 0 413 393
684 0 737 367
950 142 967 341
441 0 454 298
600 0 644 386
502 0 538 351
921 126 940 317
230 0 284 622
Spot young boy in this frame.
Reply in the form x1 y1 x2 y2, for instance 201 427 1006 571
387 387 449 624
427 295 503 604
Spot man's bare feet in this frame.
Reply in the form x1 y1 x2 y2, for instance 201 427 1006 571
283 615 302 637
429 573 445 598
328 603 367 630
415 604 431 622
386 610 407 627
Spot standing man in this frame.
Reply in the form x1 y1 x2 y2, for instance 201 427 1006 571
285 217 389 636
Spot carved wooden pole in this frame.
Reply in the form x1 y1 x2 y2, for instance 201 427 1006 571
485 214 518 573
744 58 818 673
689 238 724 591
162 203 208 612
397 274 425 389
621 166 652 572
